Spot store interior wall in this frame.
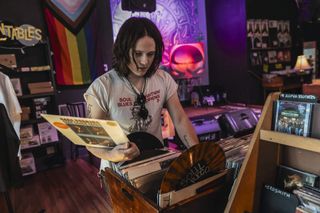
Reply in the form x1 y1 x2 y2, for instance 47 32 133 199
0 0 114 106
0 0 314 105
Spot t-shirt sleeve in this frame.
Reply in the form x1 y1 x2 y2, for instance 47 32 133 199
5 75 22 117
162 70 178 101
83 78 109 113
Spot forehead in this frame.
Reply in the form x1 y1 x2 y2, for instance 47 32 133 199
134 36 156 51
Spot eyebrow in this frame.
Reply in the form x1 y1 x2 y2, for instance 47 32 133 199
134 50 155 53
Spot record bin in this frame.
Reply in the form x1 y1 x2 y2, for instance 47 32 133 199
104 167 233 213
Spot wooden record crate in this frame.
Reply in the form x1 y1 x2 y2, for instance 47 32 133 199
104 168 232 213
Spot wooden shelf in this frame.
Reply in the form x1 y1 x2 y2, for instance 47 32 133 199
18 92 55 99
21 141 60 152
260 130 320 154
2 38 64 173
21 118 45 125
225 92 320 213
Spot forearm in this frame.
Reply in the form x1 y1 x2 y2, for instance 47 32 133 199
87 147 115 161
175 117 199 148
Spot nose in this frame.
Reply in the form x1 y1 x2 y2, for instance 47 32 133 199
139 55 148 66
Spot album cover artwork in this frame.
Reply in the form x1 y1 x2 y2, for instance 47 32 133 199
276 165 319 192
38 122 59 144
250 51 262 66
268 50 277 63
273 100 313 137
283 50 291 62
252 19 262 49
260 19 269 48
276 50 284 62
41 114 129 148
260 51 269 65
247 19 254 37
268 20 279 48
260 184 299 213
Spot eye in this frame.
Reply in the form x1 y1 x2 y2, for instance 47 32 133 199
134 51 143 57
147 52 155 57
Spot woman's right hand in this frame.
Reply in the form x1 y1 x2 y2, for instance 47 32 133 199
87 142 140 162
109 142 140 162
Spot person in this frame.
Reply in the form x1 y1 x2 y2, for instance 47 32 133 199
83 17 199 171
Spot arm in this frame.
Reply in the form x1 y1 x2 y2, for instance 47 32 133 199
85 95 140 162
166 92 199 148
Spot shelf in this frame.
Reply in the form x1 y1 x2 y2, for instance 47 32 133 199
9 70 50 74
251 47 291 51
260 129 320 153
2 37 65 176
21 141 60 152
21 118 45 125
18 92 55 99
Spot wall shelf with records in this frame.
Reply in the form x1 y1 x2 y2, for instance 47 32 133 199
17 92 55 99
225 92 320 212
247 19 292 75
0 37 65 176
21 118 46 125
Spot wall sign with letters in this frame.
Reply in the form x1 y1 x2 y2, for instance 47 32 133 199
0 21 42 46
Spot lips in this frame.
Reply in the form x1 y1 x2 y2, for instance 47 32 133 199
138 66 148 69
138 67 148 72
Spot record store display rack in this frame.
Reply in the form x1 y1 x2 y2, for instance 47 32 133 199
0 38 64 175
225 92 320 212
104 142 233 213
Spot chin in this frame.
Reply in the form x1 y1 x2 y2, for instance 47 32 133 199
133 70 147 77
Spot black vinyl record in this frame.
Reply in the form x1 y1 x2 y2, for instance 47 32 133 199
127 131 164 151
159 142 226 193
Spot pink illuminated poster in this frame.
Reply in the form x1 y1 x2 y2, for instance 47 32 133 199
109 0 209 85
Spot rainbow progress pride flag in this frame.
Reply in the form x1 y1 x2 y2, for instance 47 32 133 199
44 7 108 85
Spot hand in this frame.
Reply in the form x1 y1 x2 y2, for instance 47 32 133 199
86 142 140 162
109 142 140 162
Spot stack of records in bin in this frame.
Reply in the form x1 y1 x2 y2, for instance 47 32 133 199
112 148 181 197
157 142 229 208
216 134 252 180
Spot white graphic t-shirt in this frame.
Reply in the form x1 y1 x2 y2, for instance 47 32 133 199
84 69 178 169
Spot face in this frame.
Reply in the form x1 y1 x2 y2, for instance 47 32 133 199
128 36 156 78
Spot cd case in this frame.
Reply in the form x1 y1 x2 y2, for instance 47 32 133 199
273 100 313 137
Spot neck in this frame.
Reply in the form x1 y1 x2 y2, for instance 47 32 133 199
127 75 145 93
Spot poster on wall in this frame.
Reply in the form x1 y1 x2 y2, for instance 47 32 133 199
109 0 209 86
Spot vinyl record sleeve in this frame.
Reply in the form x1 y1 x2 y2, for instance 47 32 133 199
41 114 129 148
159 142 226 194
260 185 299 213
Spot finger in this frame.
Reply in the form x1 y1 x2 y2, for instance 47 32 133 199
117 142 129 149
122 148 139 160
128 142 140 152
124 142 130 149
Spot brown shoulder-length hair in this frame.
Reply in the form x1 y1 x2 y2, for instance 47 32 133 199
112 17 164 78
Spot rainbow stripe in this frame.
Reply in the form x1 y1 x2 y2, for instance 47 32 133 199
44 8 105 85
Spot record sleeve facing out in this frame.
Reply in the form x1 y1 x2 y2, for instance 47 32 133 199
159 142 226 193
